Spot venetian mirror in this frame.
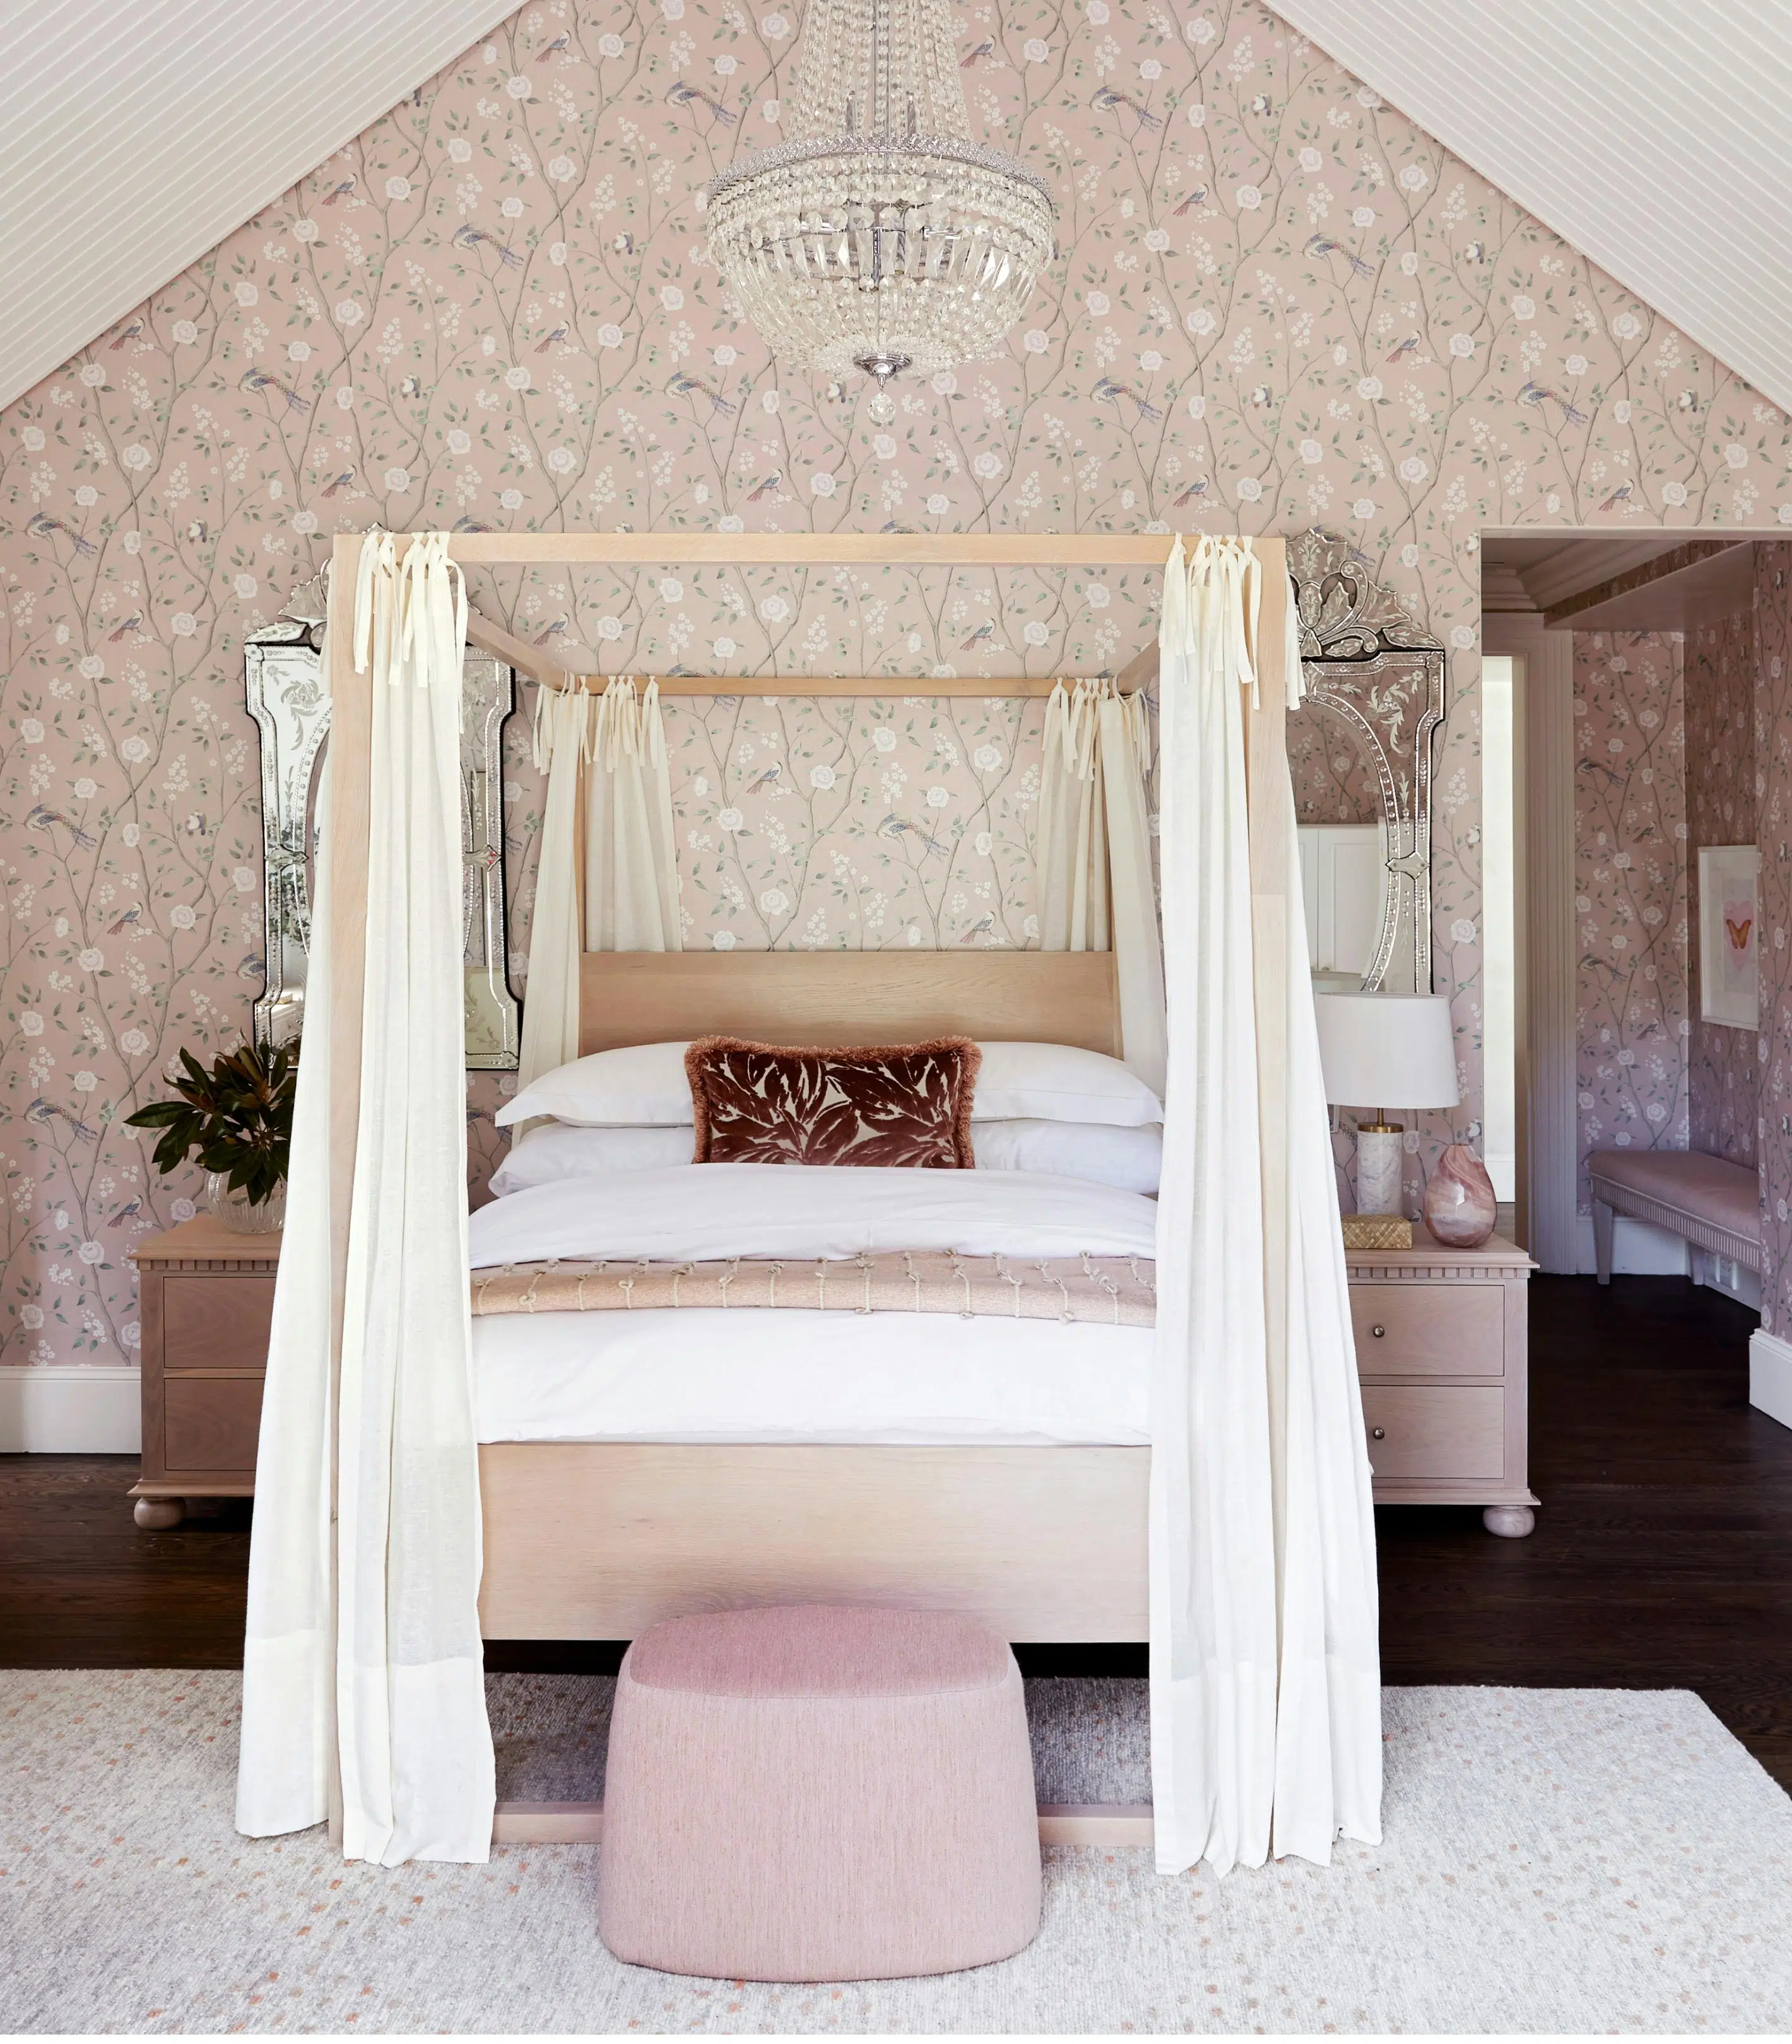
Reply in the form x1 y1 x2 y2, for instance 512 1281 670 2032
245 577 521 1067
1286 529 1445 994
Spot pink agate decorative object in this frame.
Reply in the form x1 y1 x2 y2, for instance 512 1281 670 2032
1424 1142 1497 1247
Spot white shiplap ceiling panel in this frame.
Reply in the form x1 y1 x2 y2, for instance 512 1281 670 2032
0 0 517 412
1272 0 1792 416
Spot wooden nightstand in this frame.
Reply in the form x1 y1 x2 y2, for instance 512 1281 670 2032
1346 1226 1538 1537
128 1216 281 1529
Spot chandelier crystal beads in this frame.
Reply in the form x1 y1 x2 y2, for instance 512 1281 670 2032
704 0 1055 385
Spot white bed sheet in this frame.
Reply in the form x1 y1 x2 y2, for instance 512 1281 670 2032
468 1161 1158 1267
473 1306 1152 1447
469 1160 1156 1448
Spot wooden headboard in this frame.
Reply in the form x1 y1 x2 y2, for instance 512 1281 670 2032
578 950 1120 1057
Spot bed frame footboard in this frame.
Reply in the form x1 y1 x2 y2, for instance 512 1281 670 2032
476 1442 1150 1642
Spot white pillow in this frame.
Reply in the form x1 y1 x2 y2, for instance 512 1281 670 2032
491 1115 1161 1198
496 1037 1162 1132
972 1042 1162 1127
972 1119 1161 1195
488 1120 693 1195
495 1041 692 1128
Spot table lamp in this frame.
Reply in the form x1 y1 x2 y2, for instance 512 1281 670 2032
1313 992 1460 1218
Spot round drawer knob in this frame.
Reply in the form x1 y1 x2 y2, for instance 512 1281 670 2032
1371 1426 1386 1440
1371 1324 1386 1338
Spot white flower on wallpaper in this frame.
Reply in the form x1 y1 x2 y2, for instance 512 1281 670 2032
9 0 1792 1363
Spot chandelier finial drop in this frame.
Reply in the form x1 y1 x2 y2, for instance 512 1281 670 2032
704 0 1054 386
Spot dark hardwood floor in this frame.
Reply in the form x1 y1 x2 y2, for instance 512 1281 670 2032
4 1274 1790 1785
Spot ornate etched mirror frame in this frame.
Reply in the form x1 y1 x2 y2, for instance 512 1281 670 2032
1286 529 1446 993
245 585 521 1067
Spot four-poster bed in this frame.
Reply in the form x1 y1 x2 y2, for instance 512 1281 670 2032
240 524 1381 1881
319 532 1286 1660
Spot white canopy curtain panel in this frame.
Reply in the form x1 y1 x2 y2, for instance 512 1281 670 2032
1036 678 1168 1101
517 677 682 1092
1150 534 1381 1876
237 531 495 1865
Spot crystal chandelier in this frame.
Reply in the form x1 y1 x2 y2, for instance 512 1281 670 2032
704 0 1055 386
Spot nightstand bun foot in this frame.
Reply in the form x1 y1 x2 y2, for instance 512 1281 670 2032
1482 1504 1535 1538
133 1495 185 1530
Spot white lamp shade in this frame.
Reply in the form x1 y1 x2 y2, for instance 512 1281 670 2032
1314 992 1460 1111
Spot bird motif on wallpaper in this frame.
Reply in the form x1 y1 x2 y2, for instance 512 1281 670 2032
27 806 98 850
319 179 356 206
1092 86 1161 131
667 81 738 124
399 375 423 399
27 1099 96 1142
1518 380 1589 426
535 325 569 353
746 474 782 502
105 907 142 936
452 224 524 268
531 617 569 647
27 513 97 558
1385 334 1420 365
237 953 266 980
107 1197 145 1230
613 232 635 256
1598 482 1634 512
742 763 782 796
668 372 736 416
1172 478 1210 507
877 813 949 857
320 471 357 498
960 622 996 652
106 613 143 642
108 320 144 350
958 913 996 944
540 30 572 56
239 368 309 414
960 37 996 66
453 515 493 534
1305 233 1374 278
1172 185 1210 215
1093 378 1163 423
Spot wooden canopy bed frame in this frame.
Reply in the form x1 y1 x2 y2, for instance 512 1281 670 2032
320 532 1292 1843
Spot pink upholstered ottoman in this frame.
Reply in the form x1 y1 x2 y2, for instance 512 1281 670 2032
596 1605 1042 1982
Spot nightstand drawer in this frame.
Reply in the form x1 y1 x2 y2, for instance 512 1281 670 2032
162 1275 276 1373
163 1373 265 1473
1361 1384 1505 1483
1350 1282 1504 1377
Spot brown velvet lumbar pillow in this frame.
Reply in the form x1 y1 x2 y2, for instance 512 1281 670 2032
685 1036 981 1168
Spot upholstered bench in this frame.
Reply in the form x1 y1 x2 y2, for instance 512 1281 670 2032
1588 1149 1761 1285
597 1604 1042 1982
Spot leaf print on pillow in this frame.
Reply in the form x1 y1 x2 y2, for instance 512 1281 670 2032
685 1037 980 1167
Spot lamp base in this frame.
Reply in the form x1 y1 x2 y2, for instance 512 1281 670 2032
1355 1124 1405 1215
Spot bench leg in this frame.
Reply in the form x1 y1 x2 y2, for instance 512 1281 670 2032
1592 1197 1615 1284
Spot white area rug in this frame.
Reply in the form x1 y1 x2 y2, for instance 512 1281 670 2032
4 1672 1790 2033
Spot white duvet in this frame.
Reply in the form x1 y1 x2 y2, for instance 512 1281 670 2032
468 1163 1157 1449
467 1161 1159 1267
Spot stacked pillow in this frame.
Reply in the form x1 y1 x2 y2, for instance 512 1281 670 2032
490 1040 1164 1197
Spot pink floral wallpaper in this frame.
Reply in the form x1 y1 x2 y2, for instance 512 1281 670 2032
9 0 1792 1364
1685 607 1759 1169
1573 633 1689 1212
1755 546 1792 1336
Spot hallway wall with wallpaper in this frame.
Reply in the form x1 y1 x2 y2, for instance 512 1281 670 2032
8 0 1792 1366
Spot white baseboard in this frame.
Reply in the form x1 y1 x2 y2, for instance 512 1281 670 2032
0 1366 141 1453
1750 1327 1792 1433
1574 1213 1690 1276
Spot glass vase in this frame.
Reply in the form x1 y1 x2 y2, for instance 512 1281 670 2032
206 1172 286 1235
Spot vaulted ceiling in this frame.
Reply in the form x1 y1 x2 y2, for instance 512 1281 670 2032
1273 0 1792 418
0 0 514 413
4 3 1791 418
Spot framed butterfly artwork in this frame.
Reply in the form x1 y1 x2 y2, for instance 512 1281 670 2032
1699 844 1759 1030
